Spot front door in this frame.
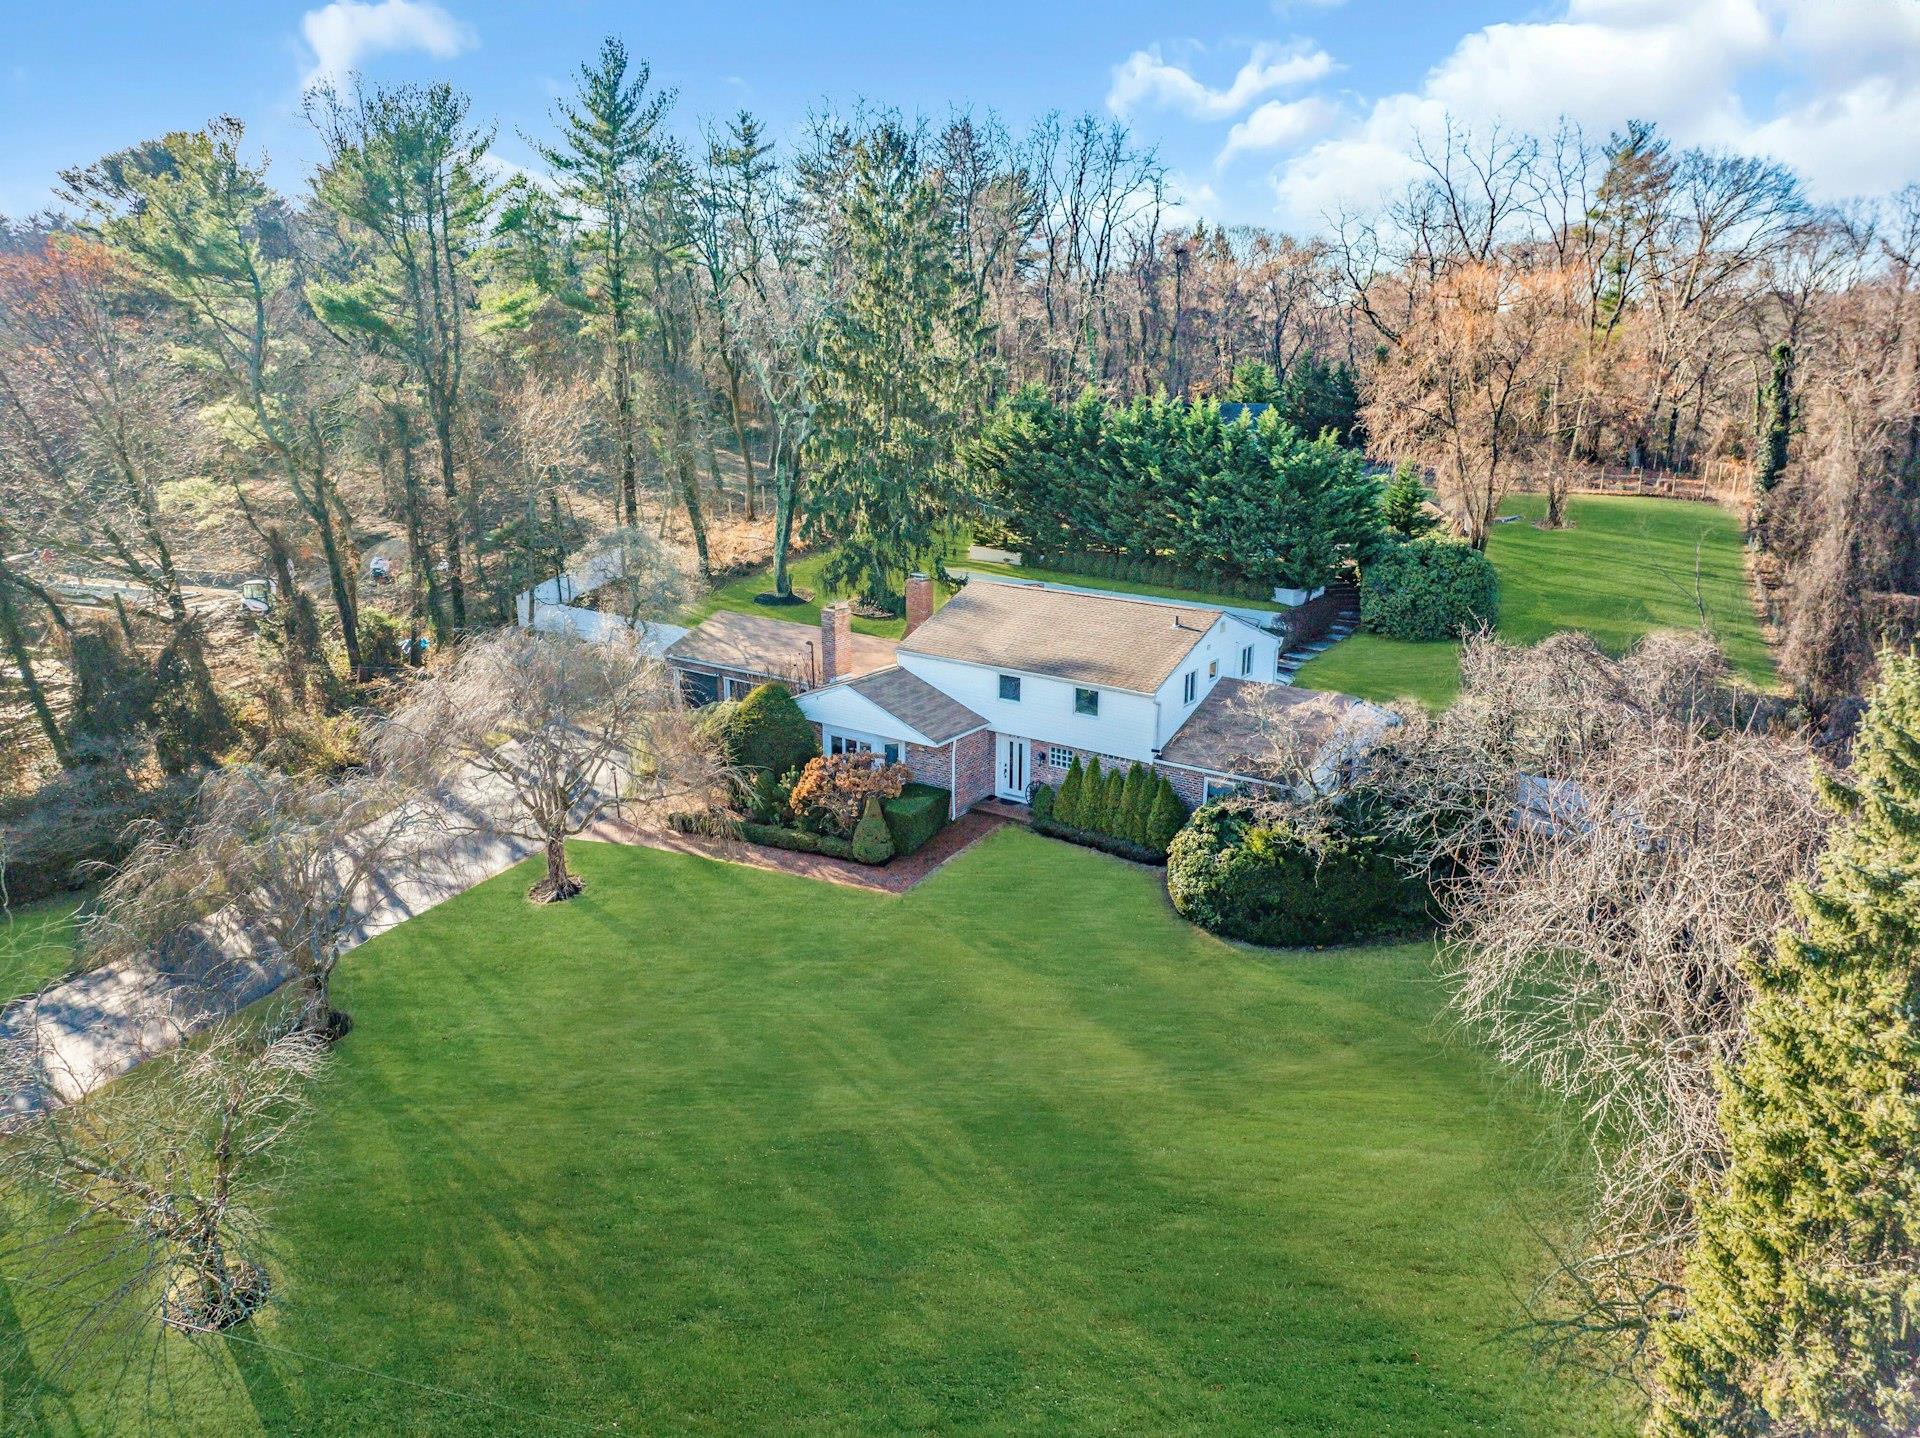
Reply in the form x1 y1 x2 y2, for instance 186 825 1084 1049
996 735 1029 801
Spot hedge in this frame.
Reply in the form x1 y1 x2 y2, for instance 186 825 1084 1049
1042 762 1187 858
1031 814 1166 866
744 822 860 860
1359 539 1499 641
881 783 949 856
1165 796 1431 947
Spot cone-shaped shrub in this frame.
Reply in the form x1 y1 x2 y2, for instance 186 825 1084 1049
1079 758 1105 832
1055 756 1084 828
1100 769 1126 838
1145 776 1187 855
850 795 896 865
1121 764 1151 845
1652 652 1920 1437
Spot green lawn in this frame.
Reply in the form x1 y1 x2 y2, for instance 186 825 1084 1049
682 550 932 639
0 892 83 1006
683 540 1277 642
1295 494 1773 708
6 835 1627 1436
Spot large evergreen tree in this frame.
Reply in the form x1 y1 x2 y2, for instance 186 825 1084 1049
308 80 496 633
529 37 673 531
807 119 976 607
1653 652 1920 1438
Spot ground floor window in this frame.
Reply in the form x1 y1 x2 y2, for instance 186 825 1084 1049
1047 745 1072 768
828 733 872 756
1203 776 1248 803
724 676 756 700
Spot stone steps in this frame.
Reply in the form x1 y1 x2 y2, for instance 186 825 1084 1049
1276 608 1361 681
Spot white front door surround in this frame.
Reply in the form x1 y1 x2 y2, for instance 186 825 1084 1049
995 734 1029 801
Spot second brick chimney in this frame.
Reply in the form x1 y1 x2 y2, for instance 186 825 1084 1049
904 572 933 636
820 601 853 682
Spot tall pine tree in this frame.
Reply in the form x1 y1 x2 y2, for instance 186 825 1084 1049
807 119 976 607
1653 652 1920 1438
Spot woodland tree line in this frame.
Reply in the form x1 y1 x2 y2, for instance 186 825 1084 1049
2 47 1916 809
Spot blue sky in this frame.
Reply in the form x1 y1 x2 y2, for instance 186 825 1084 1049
8 1 1920 230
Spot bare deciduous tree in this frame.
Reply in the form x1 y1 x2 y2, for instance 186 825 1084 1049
0 1011 324 1385
84 764 423 1039
1369 630 1829 1386
375 628 731 902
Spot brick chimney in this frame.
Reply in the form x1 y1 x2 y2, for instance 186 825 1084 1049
820 601 853 681
904 572 933 636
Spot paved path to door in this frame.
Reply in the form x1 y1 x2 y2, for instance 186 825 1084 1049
0 768 539 1117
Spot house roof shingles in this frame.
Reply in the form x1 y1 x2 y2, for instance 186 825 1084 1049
1158 678 1383 777
846 667 985 744
900 581 1222 694
664 610 897 685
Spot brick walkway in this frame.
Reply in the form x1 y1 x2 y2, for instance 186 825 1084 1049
585 809 1007 894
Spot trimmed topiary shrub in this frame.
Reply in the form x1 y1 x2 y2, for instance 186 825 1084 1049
881 783 949 856
1165 795 1431 947
1360 539 1499 641
726 683 820 777
851 796 896 865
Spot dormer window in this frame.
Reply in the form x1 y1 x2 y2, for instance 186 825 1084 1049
999 674 1021 702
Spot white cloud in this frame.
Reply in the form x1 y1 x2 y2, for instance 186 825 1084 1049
1219 96 1341 165
300 0 476 88
1255 0 1920 228
1108 40 1333 119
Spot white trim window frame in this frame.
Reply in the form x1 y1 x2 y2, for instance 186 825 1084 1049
1046 745 1072 768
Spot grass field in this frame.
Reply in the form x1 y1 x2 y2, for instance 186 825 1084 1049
0 892 82 1007
681 550 941 640
4 835 1627 1436
1295 494 1773 708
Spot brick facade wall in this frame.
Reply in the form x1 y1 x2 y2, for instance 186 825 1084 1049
1158 764 1211 810
949 729 996 810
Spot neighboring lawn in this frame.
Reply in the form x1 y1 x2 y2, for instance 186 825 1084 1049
683 539 1277 642
1295 493 1773 708
682 550 948 640
0 892 83 1006
6 835 1627 1436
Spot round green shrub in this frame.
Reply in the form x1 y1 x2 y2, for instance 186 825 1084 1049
1165 796 1430 948
725 683 820 777
851 796 896 865
1360 540 1499 641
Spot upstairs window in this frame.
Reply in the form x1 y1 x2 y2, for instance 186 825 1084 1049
999 674 1021 702
1075 687 1100 716
1208 660 1218 679
1241 644 1254 675
1182 671 1197 704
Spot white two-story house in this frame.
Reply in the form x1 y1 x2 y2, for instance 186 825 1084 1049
661 572 1384 819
